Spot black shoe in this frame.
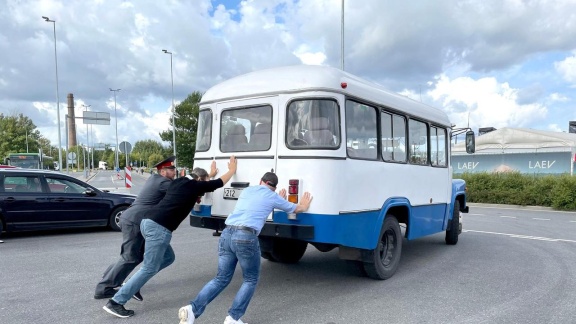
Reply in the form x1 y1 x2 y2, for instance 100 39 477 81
103 300 134 318
132 290 143 301
94 289 116 299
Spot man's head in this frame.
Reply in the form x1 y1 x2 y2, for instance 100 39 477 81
260 172 278 190
154 156 177 180
191 167 210 181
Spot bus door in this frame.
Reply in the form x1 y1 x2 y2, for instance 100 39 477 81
209 96 279 218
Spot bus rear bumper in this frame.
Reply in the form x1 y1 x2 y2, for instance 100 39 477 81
189 215 315 240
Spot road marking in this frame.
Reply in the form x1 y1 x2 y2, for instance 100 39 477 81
570 221 576 223
464 230 576 244
500 216 516 219
467 213 485 216
532 218 550 221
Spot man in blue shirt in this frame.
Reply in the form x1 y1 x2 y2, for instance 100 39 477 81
178 172 313 324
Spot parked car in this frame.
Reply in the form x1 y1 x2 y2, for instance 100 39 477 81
0 169 135 237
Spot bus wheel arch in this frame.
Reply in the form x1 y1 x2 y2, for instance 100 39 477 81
362 215 403 280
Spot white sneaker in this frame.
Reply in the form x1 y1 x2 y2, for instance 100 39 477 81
224 315 248 324
178 305 195 324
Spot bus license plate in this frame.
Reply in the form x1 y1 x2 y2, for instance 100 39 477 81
223 188 242 200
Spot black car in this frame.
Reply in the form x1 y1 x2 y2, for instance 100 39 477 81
0 169 135 237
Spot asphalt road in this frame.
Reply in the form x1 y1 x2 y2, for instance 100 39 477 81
1 182 575 323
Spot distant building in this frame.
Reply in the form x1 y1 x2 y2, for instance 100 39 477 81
452 127 576 175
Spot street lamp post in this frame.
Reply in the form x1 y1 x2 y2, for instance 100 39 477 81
109 88 121 170
42 16 63 172
162 49 177 168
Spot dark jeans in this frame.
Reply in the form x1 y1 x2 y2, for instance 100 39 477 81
95 218 144 295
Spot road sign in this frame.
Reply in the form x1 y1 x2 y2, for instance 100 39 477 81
68 152 77 159
82 111 111 125
119 141 132 154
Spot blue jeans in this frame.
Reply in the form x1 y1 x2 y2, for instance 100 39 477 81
112 219 175 305
191 227 261 320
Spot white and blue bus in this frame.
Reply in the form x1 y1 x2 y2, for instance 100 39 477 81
190 65 475 279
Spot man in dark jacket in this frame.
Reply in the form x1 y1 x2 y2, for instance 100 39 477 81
102 156 237 318
94 156 182 300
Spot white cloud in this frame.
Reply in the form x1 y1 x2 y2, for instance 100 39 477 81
555 53 576 84
428 75 547 130
2 0 576 154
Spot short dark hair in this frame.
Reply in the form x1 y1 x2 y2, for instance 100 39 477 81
261 172 278 188
191 167 209 180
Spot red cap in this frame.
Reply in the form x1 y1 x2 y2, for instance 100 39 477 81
154 156 176 170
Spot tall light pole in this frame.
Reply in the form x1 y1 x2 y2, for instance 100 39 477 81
42 16 63 172
162 49 177 168
109 88 121 170
82 104 91 172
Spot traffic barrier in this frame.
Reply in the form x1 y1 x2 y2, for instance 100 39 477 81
125 166 132 188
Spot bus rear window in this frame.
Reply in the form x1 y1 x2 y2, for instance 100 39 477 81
286 99 340 149
220 105 272 152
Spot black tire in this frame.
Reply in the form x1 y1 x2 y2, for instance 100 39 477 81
363 216 403 280
259 237 308 264
445 200 460 245
109 206 128 231
0 216 4 239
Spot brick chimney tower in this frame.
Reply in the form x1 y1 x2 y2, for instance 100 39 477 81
67 93 77 148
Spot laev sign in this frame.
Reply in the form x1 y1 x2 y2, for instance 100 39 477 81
452 152 571 174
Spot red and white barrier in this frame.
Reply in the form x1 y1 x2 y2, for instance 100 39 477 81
125 166 132 188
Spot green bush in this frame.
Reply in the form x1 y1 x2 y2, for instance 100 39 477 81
455 172 576 211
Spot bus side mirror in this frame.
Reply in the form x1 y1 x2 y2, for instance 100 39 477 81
465 130 475 154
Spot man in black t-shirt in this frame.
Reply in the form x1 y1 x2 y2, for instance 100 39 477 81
95 156 180 300
102 156 237 319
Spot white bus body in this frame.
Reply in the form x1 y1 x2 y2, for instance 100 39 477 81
191 65 471 279
99 161 108 170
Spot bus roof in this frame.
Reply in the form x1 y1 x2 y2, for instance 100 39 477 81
201 65 451 126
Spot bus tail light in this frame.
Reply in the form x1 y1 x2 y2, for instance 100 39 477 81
288 179 299 203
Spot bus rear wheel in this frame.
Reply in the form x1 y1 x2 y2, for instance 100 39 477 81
259 237 308 264
363 216 402 280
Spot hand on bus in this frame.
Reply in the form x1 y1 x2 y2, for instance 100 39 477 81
278 188 287 199
227 156 237 174
209 160 219 178
219 156 237 186
294 192 313 213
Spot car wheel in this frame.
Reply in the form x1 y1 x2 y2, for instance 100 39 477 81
0 216 4 239
109 206 127 232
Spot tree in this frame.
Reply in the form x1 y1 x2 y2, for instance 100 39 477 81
159 91 202 168
0 113 53 162
131 139 166 168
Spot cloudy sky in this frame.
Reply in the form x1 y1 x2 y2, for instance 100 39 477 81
1 0 576 151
